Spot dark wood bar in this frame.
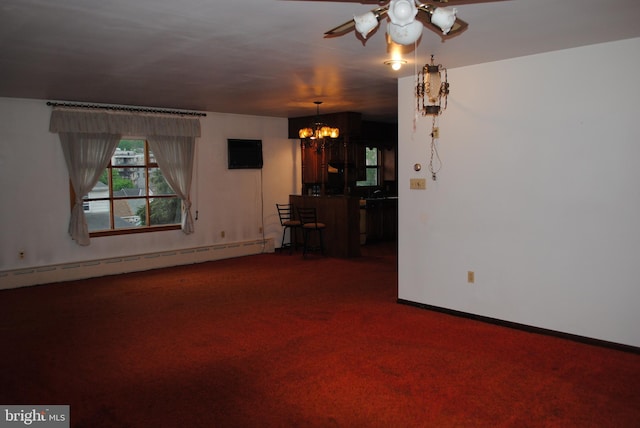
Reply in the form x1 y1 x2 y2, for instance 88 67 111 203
289 195 361 258
287 111 397 258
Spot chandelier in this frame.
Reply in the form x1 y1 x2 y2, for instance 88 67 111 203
298 101 340 140
416 55 449 116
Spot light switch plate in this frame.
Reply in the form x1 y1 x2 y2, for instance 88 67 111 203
410 178 426 190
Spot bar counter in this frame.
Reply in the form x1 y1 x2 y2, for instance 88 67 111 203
289 195 361 258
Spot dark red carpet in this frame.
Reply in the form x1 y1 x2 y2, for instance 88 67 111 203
1 244 638 427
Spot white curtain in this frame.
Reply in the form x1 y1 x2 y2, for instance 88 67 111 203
50 108 201 246
58 132 121 246
147 136 196 234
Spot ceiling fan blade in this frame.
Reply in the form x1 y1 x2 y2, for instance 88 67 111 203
294 0 379 2
446 16 469 36
423 0 510 5
324 7 388 37
423 16 469 38
325 19 357 36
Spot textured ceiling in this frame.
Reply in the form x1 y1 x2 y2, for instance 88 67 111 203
1 0 639 122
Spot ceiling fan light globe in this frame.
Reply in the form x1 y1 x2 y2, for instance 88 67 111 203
387 20 423 45
431 7 457 35
354 11 379 39
388 0 418 27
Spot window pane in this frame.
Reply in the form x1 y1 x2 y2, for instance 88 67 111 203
147 146 158 164
112 167 146 195
85 204 113 232
357 147 379 187
365 147 378 166
85 181 109 201
149 168 175 195
357 168 378 187
115 198 145 228
84 182 110 232
149 197 181 225
113 140 145 165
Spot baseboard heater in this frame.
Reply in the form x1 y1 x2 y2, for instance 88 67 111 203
0 239 274 290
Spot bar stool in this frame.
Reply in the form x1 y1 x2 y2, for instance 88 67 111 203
297 207 326 257
276 203 301 254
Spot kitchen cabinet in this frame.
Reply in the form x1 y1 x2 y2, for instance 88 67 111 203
364 197 397 243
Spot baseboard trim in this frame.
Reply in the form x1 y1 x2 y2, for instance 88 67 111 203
397 298 639 355
0 238 274 290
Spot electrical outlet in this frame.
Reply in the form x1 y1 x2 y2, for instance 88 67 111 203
432 127 440 139
410 178 427 190
259 226 263 234
467 271 475 284
220 231 225 238
19 251 25 259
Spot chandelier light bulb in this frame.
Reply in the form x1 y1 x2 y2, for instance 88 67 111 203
427 67 442 103
384 59 407 71
298 101 339 142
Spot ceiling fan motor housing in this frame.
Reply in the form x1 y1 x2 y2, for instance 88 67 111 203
387 21 423 45
388 0 418 26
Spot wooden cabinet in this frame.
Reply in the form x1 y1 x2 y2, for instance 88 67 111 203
364 198 397 243
289 113 398 197
290 112 364 196
302 145 321 185
299 139 366 196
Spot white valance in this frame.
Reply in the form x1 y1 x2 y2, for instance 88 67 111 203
49 109 201 137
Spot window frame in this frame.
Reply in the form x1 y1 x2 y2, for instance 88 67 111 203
70 138 181 237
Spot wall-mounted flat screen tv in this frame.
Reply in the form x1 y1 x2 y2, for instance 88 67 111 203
227 139 263 169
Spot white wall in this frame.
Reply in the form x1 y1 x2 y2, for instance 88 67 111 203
398 38 640 348
0 98 299 287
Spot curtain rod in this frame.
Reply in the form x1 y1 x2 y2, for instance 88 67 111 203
46 101 207 117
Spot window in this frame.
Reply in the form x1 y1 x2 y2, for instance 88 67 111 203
357 147 380 187
79 139 181 236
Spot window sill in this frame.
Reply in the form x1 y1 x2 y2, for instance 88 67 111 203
89 224 181 238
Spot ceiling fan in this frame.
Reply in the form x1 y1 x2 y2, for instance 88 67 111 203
324 0 507 45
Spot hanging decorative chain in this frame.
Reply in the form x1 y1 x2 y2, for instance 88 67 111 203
429 115 442 181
